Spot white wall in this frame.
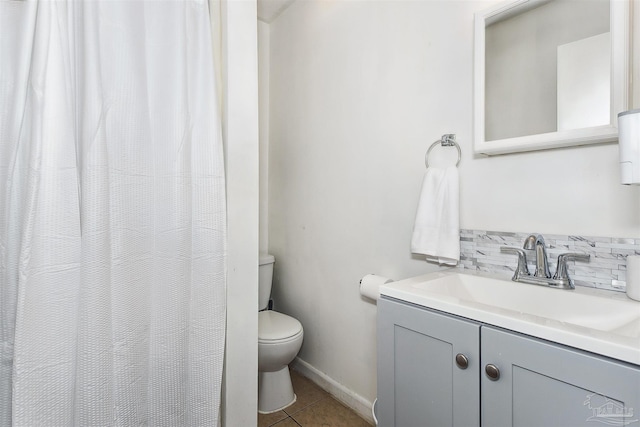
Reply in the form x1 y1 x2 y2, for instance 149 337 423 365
264 0 640 416
221 0 259 425
259 20 270 254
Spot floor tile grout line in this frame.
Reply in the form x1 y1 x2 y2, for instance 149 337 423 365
284 395 329 417
276 416 295 427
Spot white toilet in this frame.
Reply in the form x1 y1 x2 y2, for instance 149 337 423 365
258 254 304 414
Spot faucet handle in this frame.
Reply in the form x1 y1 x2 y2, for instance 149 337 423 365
553 253 590 289
500 247 530 281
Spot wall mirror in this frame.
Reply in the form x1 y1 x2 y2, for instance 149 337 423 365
473 0 630 155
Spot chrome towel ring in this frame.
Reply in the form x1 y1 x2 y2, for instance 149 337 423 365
425 134 461 168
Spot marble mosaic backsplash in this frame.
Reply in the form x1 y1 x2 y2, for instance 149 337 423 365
457 230 640 292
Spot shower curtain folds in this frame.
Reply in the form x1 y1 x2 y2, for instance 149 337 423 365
0 1 226 426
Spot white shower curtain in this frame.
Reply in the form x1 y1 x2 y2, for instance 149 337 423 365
0 1 226 426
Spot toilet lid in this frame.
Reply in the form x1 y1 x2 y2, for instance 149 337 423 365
258 310 303 342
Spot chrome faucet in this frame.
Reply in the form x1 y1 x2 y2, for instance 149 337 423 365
501 234 590 290
523 234 551 278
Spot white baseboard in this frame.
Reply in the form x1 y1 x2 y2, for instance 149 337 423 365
291 357 375 425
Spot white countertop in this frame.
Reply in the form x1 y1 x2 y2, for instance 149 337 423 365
380 269 640 365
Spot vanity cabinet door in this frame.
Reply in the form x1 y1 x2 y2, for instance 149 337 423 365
377 298 480 427
481 326 640 427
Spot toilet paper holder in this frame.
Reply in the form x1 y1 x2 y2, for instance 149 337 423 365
360 274 394 302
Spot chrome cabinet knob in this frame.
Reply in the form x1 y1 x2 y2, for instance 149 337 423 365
485 364 500 381
455 353 469 370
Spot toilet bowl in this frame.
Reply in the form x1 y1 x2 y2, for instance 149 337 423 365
258 310 303 413
257 254 304 414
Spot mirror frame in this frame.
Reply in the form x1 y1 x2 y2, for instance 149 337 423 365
473 0 630 155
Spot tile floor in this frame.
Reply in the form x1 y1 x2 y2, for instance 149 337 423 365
258 369 374 427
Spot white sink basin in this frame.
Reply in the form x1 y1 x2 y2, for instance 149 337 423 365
380 270 640 365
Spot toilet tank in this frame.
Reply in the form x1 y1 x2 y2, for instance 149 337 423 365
258 254 275 310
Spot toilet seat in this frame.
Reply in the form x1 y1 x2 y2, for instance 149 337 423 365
258 310 303 343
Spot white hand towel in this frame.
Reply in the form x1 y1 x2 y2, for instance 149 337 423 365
411 166 460 265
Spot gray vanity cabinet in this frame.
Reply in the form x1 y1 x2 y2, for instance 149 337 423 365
377 298 481 427
377 297 640 427
481 325 640 427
